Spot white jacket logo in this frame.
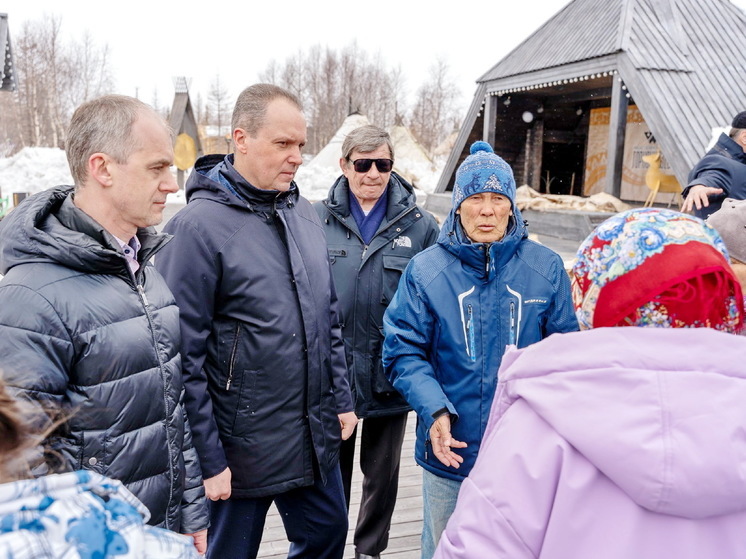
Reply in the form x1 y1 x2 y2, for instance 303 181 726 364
392 236 412 248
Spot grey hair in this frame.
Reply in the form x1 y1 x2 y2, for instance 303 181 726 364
231 83 303 136
65 94 171 187
341 125 395 162
729 127 745 140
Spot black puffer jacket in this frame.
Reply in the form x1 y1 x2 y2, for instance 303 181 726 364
314 173 440 417
0 186 207 533
156 155 352 498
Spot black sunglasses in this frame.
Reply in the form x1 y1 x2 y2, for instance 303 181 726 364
350 158 394 173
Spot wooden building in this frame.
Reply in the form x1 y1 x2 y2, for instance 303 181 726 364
0 13 15 92
433 0 746 209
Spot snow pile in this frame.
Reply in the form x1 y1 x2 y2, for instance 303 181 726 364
0 147 442 210
0 147 73 200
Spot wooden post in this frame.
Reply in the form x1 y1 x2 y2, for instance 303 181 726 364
530 119 544 190
605 76 628 198
483 94 498 148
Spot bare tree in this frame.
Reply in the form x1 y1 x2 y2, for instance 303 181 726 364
259 41 409 154
5 14 113 152
409 57 462 156
207 74 231 135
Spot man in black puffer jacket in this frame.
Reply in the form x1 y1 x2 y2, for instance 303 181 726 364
0 95 208 554
314 125 439 559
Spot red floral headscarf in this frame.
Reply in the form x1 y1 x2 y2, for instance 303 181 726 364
572 208 744 332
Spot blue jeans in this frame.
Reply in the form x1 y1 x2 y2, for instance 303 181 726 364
421 469 462 559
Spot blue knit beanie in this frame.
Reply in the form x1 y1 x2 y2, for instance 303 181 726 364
453 141 516 209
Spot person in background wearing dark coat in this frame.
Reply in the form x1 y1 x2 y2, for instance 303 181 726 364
314 125 440 559
155 83 357 559
0 94 208 555
682 110 746 218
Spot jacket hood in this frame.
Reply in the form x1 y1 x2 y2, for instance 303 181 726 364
715 132 746 164
496 327 746 519
0 185 166 276
437 201 527 279
185 153 299 210
323 171 417 220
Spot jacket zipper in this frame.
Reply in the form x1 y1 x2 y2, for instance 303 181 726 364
135 278 175 531
509 301 516 345
226 322 241 390
467 304 476 362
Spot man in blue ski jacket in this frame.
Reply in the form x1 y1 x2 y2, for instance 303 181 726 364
382 141 579 558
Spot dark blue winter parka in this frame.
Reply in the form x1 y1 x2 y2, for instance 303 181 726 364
0 186 207 533
683 132 746 219
314 172 440 418
382 203 579 481
156 155 353 498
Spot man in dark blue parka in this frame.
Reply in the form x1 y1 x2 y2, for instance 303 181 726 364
682 111 746 218
156 84 357 559
314 125 440 559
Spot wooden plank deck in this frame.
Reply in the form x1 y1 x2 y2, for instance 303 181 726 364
257 411 422 558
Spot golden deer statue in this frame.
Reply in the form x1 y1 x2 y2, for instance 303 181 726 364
642 151 681 208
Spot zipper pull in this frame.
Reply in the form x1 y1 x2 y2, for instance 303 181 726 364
509 302 516 345
226 377 232 390
137 284 149 307
361 245 368 260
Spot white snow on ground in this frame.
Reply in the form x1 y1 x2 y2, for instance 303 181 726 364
0 147 74 199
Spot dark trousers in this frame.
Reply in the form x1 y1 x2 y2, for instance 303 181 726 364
340 412 408 556
206 464 348 559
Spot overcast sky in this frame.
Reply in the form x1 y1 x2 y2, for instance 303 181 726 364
3 0 746 113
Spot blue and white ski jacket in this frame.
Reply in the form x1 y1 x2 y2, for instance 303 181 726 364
382 206 579 480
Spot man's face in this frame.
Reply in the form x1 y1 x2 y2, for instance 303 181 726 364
735 130 746 152
457 192 512 243
233 98 306 191
340 144 392 211
107 111 178 235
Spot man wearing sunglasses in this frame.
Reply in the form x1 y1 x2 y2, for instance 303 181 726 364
315 124 440 559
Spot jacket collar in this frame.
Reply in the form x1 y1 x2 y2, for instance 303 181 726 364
714 133 746 163
437 204 527 281
0 185 170 276
323 171 417 222
187 153 298 211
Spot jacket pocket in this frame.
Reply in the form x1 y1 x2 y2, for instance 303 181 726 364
231 369 259 437
381 254 410 305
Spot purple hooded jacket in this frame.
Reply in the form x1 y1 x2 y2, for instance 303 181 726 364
435 327 746 558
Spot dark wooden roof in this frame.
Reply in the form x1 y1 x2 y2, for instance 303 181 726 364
0 14 15 92
437 0 746 192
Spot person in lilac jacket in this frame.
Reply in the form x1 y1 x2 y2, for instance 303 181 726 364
434 207 746 559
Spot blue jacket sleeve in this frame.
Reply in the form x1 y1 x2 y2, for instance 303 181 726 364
544 257 580 336
382 265 458 430
155 216 229 480
684 155 734 196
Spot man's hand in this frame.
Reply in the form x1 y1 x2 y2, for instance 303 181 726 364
204 467 231 501
681 184 724 213
338 411 358 441
185 529 208 555
429 414 467 469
